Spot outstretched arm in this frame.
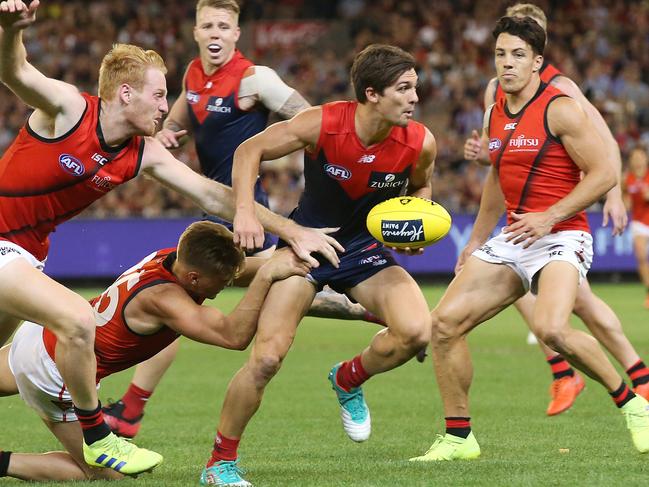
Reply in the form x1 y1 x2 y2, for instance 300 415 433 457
140 136 343 267
138 249 310 350
0 0 85 130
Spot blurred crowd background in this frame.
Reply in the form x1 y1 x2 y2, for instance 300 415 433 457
2 0 648 217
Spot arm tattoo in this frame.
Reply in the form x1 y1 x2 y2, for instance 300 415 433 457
276 91 311 120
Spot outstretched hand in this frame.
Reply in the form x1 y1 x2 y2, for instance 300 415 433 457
286 225 344 269
0 0 39 30
155 128 189 149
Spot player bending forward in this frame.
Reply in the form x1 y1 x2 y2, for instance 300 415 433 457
0 222 309 482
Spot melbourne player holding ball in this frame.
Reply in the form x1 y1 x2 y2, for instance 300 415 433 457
198 44 436 486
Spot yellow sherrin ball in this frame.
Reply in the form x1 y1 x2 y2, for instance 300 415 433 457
366 196 452 248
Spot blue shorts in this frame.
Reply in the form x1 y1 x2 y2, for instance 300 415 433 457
279 241 398 296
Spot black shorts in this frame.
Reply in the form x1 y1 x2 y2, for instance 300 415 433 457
279 240 398 296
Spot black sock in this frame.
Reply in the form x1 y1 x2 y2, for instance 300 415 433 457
75 403 111 445
0 451 12 477
609 382 636 408
445 417 471 439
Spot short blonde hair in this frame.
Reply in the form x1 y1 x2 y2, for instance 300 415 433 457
196 0 240 18
506 3 548 32
98 44 167 100
177 221 245 283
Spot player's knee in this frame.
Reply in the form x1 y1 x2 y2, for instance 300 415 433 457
535 326 567 353
393 316 430 352
431 308 462 345
49 305 96 349
251 352 284 383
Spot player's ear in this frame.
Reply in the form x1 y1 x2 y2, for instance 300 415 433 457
119 84 132 104
365 86 379 103
188 270 200 285
533 55 543 73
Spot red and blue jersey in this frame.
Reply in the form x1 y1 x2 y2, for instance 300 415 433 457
292 101 426 250
185 50 269 189
0 94 143 260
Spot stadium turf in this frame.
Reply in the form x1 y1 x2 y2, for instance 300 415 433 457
2 283 649 485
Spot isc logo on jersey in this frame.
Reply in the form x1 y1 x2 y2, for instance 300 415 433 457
324 164 352 181
59 154 85 176
207 97 232 113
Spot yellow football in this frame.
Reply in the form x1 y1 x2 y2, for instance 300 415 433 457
366 196 452 248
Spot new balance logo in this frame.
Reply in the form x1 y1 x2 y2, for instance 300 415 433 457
504 122 518 130
357 154 376 164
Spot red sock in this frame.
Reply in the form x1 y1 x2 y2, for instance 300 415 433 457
207 431 240 466
546 354 574 380
121 383 152 420
610 382 636 408
335 355 370 392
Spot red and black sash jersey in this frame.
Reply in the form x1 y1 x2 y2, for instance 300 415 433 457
494 61 562 103
488 82 589 233
43 248 199 380
292 101 426 250
185 50 269 187
0 93 143 260
626 171 649 225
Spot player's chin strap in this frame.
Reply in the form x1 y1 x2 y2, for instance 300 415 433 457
239 66 295 113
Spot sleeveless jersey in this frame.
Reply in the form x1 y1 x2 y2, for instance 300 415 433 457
488 82 589 233
0 93 143 261
42 248 193 380
185 50 269 189
625 171 649 225
293 101 426 250
494 61 562 103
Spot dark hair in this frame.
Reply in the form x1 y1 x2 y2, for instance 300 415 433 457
492 16 546 56
350 44 416 103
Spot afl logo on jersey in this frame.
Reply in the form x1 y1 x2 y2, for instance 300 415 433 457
186 91 200 104
59 154 85 176
324 164 352 181
488 138 502 152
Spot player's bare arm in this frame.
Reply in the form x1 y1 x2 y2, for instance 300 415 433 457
157 68 191 148
468 78 498 166
142 136 343 268
231 106 344 267
239 65 310 119
0 0 85 135
505 96 616 246
408 128 436 200
128 249 310 349
456 166 506 274
552 75 627 234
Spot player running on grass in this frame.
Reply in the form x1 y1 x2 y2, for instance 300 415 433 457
413 16 649 462
198 44 436 486
0 0 340 476
0 221 310 482
464 2 649 417
102 0 395 441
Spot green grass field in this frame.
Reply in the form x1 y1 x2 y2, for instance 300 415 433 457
2 283 649 486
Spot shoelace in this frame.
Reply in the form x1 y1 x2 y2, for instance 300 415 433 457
213 460 246 482
101 434 137 459
422 435 446 455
